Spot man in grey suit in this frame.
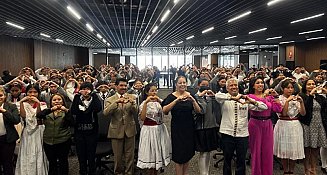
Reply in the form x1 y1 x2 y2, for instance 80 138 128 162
103 78 137 175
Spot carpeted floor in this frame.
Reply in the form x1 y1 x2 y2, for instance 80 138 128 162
67 89 325 175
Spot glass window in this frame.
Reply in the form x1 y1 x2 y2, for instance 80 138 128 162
153 55 162 70
177 55 184 67
120 56 125 65
146 56 152 67
186 55 193 66
130 56 136 65
137 55 146 70
169 55 178 68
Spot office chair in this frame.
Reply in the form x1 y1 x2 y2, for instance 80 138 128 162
95 114 114 174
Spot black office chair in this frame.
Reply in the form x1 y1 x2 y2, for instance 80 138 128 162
95 114 114 175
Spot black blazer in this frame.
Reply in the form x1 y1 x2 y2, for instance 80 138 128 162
2 102 20 143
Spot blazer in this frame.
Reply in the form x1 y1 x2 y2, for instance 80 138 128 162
103 93 137 139
2 102 20 143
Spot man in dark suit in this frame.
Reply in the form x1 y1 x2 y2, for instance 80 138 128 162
103 78 137 175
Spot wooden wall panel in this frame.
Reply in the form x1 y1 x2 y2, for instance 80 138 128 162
0 35 34 75
296 40 327 71
93 54 106 69
34 40 89 69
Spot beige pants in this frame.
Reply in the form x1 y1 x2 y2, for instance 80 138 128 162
111 135 135 175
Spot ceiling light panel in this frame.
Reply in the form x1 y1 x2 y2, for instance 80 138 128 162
225 35 237 40
6 22 25 30
307 36 326 41
161 10 171 22
40 33 51 38
267 0 284 6
290 13 324 24
266 36 282 40
279 41 294 44
244 40 256 44
249 28 267 34
202 27 214 34
228 11 252 23
186 35 194 40
299 29 324 35
210 40 219 44
55 38 64 42
86 23 94 32
67 5 81 20
152 26 159 33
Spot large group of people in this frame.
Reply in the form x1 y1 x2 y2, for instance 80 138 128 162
0 62 326 175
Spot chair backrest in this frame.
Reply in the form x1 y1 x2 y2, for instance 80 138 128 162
97 111 110 141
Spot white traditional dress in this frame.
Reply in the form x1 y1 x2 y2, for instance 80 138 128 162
15 102 48 175
273 95 305 160
137 100 171 170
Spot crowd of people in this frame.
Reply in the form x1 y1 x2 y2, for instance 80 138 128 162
0 62 326 175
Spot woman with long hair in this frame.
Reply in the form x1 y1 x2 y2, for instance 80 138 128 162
247 76 282 175
0 86 20 175
36 94 74 175
162 76 202 175
15 84 49 175
273 79 306 174
137 83 171 175
299 79 327 175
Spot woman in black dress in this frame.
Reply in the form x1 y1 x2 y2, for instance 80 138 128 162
162 76 202 175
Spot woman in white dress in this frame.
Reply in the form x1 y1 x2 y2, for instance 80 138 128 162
15 84 48 175
137 83 171 175
274 79 306 175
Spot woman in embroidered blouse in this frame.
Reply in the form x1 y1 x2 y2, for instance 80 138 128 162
136 83 171 175
36 94 74 175
247 76 282 175
273 79 306 175
299 79 327 175
15 84 48 175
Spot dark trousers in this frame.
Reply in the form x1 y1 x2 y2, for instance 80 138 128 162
0 136 15 175
43 139 71 175
75 132 97 175
221 133 248 175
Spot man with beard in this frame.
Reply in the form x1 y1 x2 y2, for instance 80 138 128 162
103 78 137 175
215 78 268 175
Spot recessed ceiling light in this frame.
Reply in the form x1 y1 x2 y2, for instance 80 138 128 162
152 26 159 33
279 41 294 44
177 41 183 44
267 0 284 6
107 43 110 46
6 21 25 30
307 36 326 41
244 41 256 44
225 35 237 40
147 35 151 40
266 36 282 40
161 10 171 22
102 39 107 43
40 33 50 38
93 53 98 55
210 40 219 44
228 11 252 23
299 29 324 35
86 23 94 32
170 44 175 46
291 13 324 24
202 27 214 34
186 35 194 40
96 34 103 39
55 38 64 42
67 5 81 20
249 28 267 34
174 0 179 4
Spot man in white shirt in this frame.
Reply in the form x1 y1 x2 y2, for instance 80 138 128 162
215 78 268 175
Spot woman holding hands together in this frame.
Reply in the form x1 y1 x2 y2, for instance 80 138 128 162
162 76 202 175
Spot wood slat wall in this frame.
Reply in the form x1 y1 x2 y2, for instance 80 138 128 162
34 40 89 70
0 35 89 76
0 35 34 75
296 40 327 71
